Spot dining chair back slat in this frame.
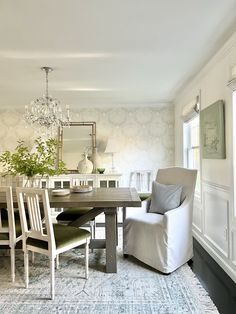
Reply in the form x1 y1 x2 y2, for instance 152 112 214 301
27 195 43 232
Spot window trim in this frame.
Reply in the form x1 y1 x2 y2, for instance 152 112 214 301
183 115 201 199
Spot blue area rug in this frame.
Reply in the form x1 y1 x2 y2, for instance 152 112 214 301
0 244 219 314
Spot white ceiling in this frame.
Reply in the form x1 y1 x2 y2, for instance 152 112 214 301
0 0 236 109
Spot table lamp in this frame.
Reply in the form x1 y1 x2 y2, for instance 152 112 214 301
105 137 117 173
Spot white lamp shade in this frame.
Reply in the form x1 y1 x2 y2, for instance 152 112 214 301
105 137 117 153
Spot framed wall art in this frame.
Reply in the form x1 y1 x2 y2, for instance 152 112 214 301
200 99 226 159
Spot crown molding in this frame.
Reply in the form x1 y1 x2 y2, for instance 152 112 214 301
175 30 236 103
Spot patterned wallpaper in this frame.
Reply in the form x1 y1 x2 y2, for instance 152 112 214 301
0 105 175 187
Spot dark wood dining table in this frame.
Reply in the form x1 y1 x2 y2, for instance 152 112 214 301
0 187 141 273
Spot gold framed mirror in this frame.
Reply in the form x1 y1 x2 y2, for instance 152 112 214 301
58 122 96 172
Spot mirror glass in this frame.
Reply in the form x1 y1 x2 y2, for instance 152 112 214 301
58 122 96 171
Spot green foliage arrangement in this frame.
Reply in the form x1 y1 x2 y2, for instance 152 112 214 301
0 137 67 179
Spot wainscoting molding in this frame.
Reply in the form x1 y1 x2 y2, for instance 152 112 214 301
193 180 236 283
193 195 202 233
203 190 229 257
232 230 236 266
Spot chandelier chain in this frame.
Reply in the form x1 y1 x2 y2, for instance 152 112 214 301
45 68 48 100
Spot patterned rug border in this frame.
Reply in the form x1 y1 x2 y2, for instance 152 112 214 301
178 264 218 313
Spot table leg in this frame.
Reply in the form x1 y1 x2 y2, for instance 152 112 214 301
122 207 126 252
105 207 117 273
116 211 118 246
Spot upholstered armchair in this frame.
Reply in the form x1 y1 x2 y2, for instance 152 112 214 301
123 167 197 274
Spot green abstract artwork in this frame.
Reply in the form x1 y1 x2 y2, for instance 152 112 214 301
200 100 226 159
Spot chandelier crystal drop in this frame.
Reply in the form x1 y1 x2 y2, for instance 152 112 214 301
24 66 71 137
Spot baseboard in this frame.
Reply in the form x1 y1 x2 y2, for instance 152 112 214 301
193 231 236 284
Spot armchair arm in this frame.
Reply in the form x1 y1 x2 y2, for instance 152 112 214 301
162 198 194 259
163 198 193 233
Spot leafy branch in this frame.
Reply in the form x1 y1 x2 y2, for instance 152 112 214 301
0 137 67 178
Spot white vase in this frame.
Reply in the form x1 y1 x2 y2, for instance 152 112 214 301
77 154 93 174
91 147 97 173
92 147 102 173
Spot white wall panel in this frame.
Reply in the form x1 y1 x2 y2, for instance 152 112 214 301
203 189 229 257
193 196 202 232
232 230 236 265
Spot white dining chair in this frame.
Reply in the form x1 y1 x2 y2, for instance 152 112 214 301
51 177 96 238
16 187 91 300
0 186 22 283
129 170 153 192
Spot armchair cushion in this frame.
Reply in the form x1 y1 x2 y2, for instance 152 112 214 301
0 218 22 239
149 181 182 214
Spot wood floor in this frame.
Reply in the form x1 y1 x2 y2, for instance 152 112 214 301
191 238 236 314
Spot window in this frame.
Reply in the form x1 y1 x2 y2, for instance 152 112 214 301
184 115 200 194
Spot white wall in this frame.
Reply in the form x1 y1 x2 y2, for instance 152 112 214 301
175 31 236 282
0 105 175 187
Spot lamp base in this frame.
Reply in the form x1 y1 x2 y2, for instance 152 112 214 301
109 167 117 173
109 153 117 173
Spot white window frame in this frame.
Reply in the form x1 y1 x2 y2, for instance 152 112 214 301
232 91 236 217
183 115 201 198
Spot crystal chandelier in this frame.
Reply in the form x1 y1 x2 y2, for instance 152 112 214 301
24 66 71 137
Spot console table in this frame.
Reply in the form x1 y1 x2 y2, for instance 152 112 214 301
0 173 122 189
48 173 122 189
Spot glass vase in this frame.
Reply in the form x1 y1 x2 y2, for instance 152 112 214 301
24 176 41 188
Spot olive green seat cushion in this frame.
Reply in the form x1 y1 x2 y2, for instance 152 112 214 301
27 224 90 250
56 207 93 222
0 209 22 241
138 193 151 201
0 220 22 241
